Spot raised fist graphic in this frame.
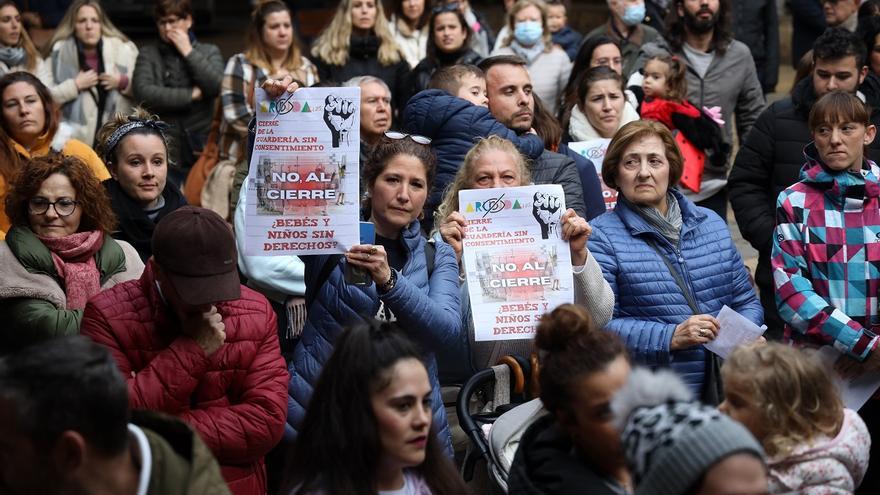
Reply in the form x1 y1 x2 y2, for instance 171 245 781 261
323 95 355 148
532 192 562 239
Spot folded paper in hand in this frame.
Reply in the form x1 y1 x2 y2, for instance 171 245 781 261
703 305 765 359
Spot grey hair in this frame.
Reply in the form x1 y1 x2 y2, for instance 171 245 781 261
610 367 694 431
343 75 391 95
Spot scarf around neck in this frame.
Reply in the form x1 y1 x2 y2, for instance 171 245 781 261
509 39 545 64
0 46 26 68
104 179 186 261
623 191 683 247
37 230 104 309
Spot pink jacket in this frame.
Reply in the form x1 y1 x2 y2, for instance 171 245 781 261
768 409 870 493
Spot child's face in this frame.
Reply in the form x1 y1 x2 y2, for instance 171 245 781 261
456 74 488 107
546 5 566 33
718 376 766 442
643 59 669 99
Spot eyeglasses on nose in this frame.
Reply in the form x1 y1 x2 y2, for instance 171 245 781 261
384 131 432 145
28 197 79 217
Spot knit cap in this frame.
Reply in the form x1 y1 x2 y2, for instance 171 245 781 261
612 368 765 495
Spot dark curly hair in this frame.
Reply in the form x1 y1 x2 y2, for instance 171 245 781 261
361 135 437 218
5 153 116 233
814 27 867 66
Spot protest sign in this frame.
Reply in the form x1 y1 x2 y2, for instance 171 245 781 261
568 138 618 211
459 185 574 341
242 87 361 256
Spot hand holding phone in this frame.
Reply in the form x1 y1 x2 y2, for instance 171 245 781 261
344 222 375 286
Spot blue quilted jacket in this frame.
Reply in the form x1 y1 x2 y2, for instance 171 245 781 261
403 89 545 222
589 189 763 394
287 221 461 453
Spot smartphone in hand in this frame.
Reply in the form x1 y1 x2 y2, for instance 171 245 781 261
344 222 375 286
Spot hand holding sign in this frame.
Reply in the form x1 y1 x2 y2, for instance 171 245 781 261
532 192 562 239
324 95 355 148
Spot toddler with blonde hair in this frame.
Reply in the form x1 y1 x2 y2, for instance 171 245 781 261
720 343 871 493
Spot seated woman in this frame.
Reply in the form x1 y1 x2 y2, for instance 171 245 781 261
96 108 187 262
507 304 633 494
589 120 762 399
434 136 614 376
0 71 108 238
563 66 637 144
47 0 138 146
491 0 571 115
721 343 870 492
287 133 462 454
282 320 470 494
0 154 143 353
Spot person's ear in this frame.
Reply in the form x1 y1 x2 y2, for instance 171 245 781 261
864 124 876 146
183 15 193 30
859 65 869 86
51 431 87 475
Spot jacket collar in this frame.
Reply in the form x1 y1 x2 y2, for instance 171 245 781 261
613 188 706 244
799 142 880 201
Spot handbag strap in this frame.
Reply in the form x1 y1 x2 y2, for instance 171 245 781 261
645 239 700 315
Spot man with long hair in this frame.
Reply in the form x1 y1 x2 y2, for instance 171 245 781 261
636 0 764 221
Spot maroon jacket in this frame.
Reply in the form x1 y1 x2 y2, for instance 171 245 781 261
81 263 288 495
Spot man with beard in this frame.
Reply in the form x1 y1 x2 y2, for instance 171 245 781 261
729 28 880 343
636 0 764 221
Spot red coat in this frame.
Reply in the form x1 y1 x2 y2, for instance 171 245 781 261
81 263 288 495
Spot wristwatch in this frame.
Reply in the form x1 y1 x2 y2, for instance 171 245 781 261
378 269 398 293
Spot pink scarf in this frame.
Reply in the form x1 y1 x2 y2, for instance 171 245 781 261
38 230 104 309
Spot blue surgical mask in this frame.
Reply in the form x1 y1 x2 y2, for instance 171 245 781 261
514 20 543 46
622 3 646 27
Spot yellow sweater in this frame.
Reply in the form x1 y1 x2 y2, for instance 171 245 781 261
0 136 109 239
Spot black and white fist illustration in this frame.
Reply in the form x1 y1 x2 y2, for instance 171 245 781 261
323 95 355 148
533 192 562 239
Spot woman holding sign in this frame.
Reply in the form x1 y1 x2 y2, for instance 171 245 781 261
285 131 462 455
434 135 614 377
588 120 761 402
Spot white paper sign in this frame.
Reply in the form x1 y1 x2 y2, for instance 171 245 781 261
243 87 361 256
703 305 765 358
567 138 618 211
816 346 880 411
459 185 574 341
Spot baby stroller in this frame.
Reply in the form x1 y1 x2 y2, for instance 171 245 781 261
457 354 547 493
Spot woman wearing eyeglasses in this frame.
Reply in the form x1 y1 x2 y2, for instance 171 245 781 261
0 71 109 240
0 153 143 354
281 104 462 453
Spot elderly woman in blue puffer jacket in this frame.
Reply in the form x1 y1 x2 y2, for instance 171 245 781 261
287 133 461 454
589 120 762 400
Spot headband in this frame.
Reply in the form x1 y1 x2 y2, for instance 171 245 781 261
103 118 170 162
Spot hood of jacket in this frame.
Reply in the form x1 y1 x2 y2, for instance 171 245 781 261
132 411 231 495
799 143 880 203
768 409 871 492
508 415 624 495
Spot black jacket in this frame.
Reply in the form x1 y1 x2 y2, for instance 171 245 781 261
508 415 626 495
789 0 827 68
313 35 410 112
531 150 586 218
729 74 880 290
732 0 780 94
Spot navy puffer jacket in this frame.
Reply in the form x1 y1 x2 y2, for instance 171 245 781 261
287 221 461 453
589 189 762 394
403 89 545 223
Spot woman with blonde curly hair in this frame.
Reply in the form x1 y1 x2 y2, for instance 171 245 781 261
490 0 571 114
311 0 409 112
47 0 139 146
720 343 871 493
434 135 613 379
0 153 143 353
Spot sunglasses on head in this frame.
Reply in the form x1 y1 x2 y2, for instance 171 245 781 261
384 131 432 145
432 2 460 14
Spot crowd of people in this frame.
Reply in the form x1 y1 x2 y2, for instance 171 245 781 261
1 0 880 494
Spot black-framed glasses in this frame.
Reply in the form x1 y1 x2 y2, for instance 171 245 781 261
432 2 460 14
28 197 79 217
384 131 432 145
